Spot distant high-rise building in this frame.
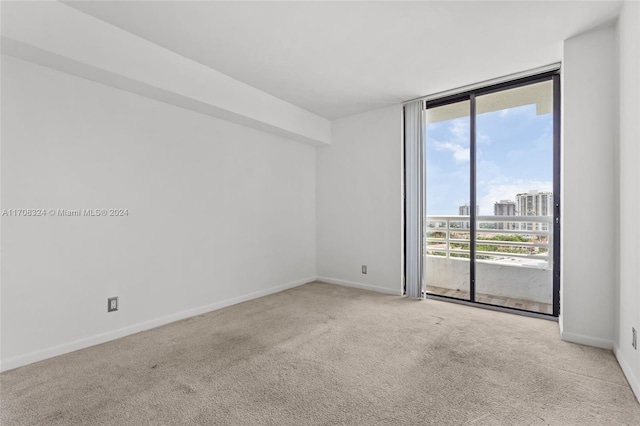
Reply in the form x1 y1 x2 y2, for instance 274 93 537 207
494 200 516 216
458 204 479 229
494 200 516 230
516 190 553 231
458 204 479 216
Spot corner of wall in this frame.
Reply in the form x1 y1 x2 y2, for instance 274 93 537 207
614 344 640 404
560 22 617 347
560 330 613 350
613 0 640 405
316 105 403 296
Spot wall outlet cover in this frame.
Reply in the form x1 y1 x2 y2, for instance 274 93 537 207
108 297 118 312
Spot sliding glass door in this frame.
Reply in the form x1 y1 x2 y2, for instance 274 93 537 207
424 73 560 316
424 99 471 301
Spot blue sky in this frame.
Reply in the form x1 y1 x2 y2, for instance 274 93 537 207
425 103 553 216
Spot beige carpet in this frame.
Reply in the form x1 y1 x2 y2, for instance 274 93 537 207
1 282 639 425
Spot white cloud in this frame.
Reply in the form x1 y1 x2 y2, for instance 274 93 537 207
428 117 490 164
433 141 470 163
477 133 492 145
449 119 469 143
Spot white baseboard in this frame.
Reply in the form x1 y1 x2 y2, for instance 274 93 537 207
317 276 403 296
0 276 315 372
560 330 613 349
613 345 640 404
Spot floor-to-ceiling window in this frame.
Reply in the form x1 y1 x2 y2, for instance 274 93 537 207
424 71 560 316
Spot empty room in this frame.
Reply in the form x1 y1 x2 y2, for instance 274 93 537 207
1 1 639 424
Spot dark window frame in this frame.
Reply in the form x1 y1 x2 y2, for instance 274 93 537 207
420 70 561 317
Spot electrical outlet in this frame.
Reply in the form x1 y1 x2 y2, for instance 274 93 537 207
633 327 637 350
108 297 118 312
362 265 367 274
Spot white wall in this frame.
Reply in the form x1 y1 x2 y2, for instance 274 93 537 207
615 0 640 402
316 105 403 295
560 26 617 349
0 56 317 371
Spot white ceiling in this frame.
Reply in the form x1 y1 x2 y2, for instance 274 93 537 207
64 1 621 120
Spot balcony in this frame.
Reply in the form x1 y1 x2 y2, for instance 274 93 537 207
425 215 553 314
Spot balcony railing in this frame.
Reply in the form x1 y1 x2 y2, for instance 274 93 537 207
425 215 553 270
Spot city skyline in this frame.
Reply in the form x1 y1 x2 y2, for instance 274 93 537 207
425 102 553 216
456 189 553 217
